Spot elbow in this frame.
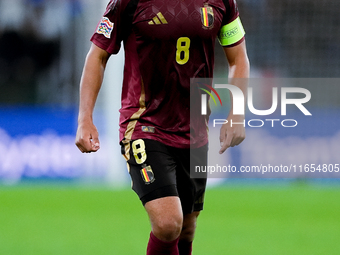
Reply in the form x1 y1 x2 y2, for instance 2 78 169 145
244 55 250 76
87 44 110 68
229 55 250 78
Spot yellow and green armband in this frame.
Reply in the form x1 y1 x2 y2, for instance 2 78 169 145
218 17 245 46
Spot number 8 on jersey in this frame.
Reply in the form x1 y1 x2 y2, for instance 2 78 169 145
176 37 191 65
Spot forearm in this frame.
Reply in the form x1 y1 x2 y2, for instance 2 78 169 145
78 46 109 123
219 41 249 153
228 49 249 116
75 44 109 153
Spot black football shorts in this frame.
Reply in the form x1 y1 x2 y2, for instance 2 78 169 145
121 138 207 214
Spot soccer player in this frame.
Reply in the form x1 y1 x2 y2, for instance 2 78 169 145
75 0 249 254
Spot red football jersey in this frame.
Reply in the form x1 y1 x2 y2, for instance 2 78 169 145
91 0 244 148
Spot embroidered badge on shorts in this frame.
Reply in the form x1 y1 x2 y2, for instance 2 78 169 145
140 165 155 184
96 17 114 38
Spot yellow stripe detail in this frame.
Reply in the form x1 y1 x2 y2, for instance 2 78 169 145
142 169 150 182
157 12 168 24
148 20 154 25
153 16 161 25
202 8 208 26
218 17 245 46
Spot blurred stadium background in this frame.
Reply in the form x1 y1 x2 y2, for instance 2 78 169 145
0 0 340 254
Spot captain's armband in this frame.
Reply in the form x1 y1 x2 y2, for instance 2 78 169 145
218 17 245 46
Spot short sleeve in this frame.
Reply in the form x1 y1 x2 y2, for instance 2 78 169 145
90 0 124 54
218 0 245 47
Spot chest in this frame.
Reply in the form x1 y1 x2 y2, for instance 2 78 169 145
132 0 225 40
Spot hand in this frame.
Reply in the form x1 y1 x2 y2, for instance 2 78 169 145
75 121 100 153
219 114 245 154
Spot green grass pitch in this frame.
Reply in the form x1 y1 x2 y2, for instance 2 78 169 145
0 183 339 255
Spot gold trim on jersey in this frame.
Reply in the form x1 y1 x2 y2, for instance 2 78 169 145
122 142 131 161
126 162 131 174
122 79 146 161
148 12 168 25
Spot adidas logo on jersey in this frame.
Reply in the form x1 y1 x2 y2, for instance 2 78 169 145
148 12 168 25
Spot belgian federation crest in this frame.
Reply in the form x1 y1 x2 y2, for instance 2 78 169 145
200 6 214 28
140 165 155 184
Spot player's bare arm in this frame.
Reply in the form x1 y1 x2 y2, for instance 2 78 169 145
219 40 250 154
75 43 110 153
